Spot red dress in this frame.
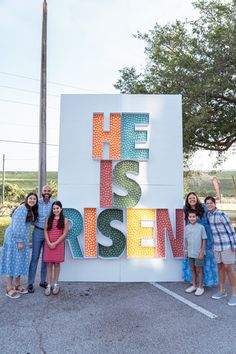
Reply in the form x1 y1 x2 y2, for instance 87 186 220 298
43 219 65 263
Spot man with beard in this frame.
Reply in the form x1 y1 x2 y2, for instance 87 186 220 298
28 185 54 293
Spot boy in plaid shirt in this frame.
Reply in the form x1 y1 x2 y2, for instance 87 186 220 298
205 196 236 306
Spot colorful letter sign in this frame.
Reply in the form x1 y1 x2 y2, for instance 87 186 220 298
59 94 183 281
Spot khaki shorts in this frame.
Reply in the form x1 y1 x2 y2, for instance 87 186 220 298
214 249 236 265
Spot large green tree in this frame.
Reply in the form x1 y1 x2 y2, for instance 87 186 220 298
115 0 236 156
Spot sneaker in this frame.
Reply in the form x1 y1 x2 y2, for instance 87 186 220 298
52 284 60 295
185 285 196 293
45 285 51 296
27 284 35 294
195 288 204 296
228 296 236 306
40 281 48 289
212 291 227 300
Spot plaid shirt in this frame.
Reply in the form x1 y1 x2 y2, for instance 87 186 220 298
207 208 236 251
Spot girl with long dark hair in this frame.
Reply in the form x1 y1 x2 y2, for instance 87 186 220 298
43 201 68 295
1 192 38 298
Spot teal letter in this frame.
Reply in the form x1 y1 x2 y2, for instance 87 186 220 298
64 208 83 258
97 209 126 258
121 113 149 160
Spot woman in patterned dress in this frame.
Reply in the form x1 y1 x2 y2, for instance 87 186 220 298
43 201 68 295
182 192 218 287
1 192 38 299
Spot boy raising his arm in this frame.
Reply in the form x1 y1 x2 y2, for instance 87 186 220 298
185 210 207 296
205 196 236 306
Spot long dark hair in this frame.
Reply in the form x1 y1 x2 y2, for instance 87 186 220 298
11 192 38 222
184 191 204 221
47 201 65 230
24 192 39 222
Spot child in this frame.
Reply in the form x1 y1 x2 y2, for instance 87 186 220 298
205 196 236 306
184 209 207 296
1 192 38 299
43 201 68 296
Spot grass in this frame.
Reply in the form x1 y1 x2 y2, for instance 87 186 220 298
0 171 57 194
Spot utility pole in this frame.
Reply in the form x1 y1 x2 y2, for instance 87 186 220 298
2 154 5 204
38 0 47 194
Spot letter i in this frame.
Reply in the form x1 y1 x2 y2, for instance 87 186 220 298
100 160 112 208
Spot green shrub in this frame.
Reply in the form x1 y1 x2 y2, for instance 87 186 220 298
0 183 26 203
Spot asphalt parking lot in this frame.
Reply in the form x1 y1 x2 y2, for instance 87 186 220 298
0 257 236 354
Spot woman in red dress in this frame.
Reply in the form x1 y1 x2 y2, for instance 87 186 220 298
44 201 68 295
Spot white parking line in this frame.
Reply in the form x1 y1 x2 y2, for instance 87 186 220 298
150 282 218 319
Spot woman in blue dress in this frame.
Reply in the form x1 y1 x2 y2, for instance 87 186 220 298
1 192 38 298
182 192 218 287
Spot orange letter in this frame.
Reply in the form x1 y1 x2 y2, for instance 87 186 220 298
84 208 97 257
93 113 121 160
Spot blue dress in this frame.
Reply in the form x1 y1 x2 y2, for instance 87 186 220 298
1 205 31 277
182 205 218 286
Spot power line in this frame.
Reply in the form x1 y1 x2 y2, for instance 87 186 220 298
0 71 39 82
0 70 105 93
0 97 59 110
0 139 58 146
48 80 104 93
5 155 57 161
0 84 59 97
6 158 38 161
0 121 58 129
0 121 38 128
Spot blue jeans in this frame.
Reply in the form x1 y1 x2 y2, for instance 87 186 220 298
28 227 47 285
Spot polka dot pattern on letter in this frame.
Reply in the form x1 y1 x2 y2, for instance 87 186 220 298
97 209 125 258
64 208 84 258
127 209 155 258
113 160 141 208
156 209 184 258
93 113 121 160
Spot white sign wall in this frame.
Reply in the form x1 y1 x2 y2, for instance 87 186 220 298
58 94 183 281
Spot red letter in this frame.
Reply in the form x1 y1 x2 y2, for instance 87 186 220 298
156 209 184 258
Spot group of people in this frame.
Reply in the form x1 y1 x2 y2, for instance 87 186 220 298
183 192 236 306
0 185 68 299
0 187 236 305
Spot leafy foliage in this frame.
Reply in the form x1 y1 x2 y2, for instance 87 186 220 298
48 180 58 199
0 182 26 203
115 0 236 156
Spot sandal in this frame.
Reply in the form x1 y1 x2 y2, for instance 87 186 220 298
6 288 21 299
52 284 60 295
15 285 28 294
45 285 51 296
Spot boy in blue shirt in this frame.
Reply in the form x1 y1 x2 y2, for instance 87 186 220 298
185 209 207 296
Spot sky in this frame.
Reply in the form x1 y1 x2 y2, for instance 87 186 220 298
0 0 235 171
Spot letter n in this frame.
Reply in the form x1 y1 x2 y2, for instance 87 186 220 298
156 209 184 258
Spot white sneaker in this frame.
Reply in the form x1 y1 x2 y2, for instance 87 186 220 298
185 285 196 293
195 288 204 296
